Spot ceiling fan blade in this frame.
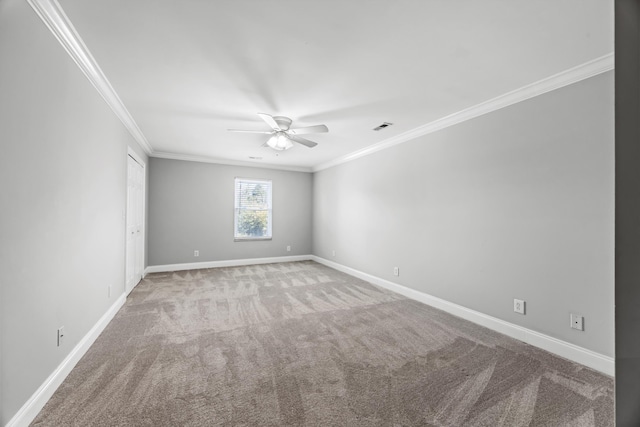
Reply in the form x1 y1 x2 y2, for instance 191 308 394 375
257 113 281 131
288 124 329 135
288 135 318 148
228 129 274 134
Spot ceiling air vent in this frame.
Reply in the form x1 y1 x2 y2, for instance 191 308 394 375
373 122 393 131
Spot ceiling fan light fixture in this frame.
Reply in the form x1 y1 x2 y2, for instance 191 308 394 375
267 132 293 151
230 113 325 150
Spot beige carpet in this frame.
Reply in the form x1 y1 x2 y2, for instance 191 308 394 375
32 261 613 426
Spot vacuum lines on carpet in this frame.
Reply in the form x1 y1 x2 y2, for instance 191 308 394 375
32 261 613 426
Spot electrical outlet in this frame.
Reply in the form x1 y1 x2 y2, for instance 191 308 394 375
286 245 291 252
57 327 65 346
571 314 584 331
194 250 199 257
393 267 399 276
332 250 336 257
514 299 525 314
108 285 111 298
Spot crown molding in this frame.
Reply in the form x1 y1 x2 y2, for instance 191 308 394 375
312 53 615 172
152 151 313 173
27 0 153 155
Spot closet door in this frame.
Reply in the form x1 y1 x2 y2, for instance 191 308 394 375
126 155 144 294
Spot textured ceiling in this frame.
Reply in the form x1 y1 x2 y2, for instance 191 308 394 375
58 0 613 170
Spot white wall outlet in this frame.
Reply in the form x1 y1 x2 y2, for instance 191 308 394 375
393 267 399 276
571 313 584 331
57 327 65 346
286 245 291 252
513 299 525 314
108 285 111 298
194 250 199 257
332 250 336 257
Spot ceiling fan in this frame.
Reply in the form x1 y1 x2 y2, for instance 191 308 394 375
228 113 328 151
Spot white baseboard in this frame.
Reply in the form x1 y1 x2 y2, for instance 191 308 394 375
310 256 614 376
6 294 127 427
146 255 313 274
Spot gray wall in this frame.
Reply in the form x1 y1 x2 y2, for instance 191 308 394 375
313 72 614 357
615 0 640 423
148 159 312 266
0 0 148 423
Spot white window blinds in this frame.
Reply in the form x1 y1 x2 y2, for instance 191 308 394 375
234 178 272 240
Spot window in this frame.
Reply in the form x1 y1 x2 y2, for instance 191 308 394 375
234 178 272 240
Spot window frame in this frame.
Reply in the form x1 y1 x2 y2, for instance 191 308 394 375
233 177 273 241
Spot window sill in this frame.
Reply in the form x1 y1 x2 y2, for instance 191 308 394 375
234 237 272 242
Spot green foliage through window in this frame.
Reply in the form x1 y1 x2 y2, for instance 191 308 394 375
237 210 269 237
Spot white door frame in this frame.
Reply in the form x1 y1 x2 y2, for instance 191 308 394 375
126 146 146 295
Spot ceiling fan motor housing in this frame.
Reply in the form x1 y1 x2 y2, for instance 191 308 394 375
272 116 292 131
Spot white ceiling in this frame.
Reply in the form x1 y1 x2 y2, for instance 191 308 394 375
58 0 613 171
